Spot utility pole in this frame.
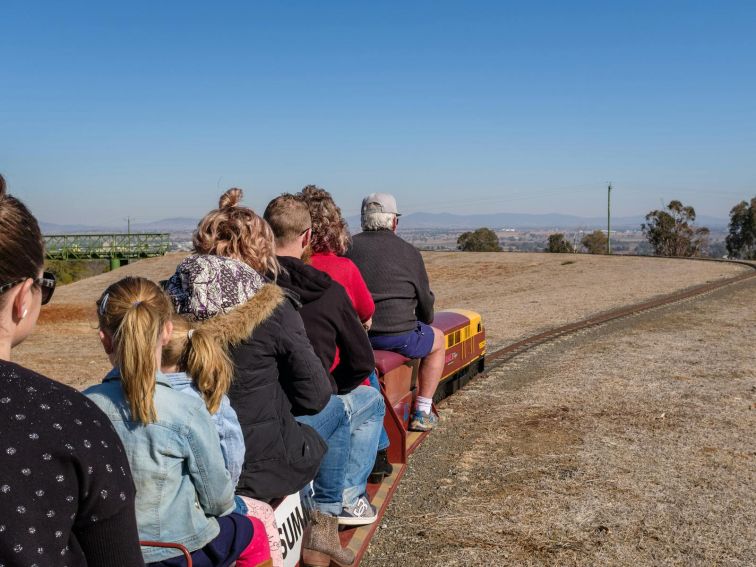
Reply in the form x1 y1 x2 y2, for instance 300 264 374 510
126 216 132 251
607 183 612 255
124 217 133 268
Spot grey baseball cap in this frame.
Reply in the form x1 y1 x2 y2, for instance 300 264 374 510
361 192 401 216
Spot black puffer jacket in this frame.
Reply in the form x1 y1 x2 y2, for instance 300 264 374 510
198 283 331 501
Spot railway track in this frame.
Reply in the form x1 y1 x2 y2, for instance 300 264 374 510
483 259 756 372
362 259 756 566
345 258 756 566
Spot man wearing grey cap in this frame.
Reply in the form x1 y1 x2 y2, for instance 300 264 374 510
346 193 444 431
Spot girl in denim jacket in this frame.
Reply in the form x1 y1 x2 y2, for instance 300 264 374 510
84 276 271 567
161 315 245 487
161 315 285 566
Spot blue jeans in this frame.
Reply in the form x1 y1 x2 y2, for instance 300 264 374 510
340 386 385 508
295 395 350 515
367 370 390 451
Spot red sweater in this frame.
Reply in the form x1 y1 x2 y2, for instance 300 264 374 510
310 252 375 323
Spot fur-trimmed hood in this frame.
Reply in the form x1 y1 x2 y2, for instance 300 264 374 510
196 283 286 346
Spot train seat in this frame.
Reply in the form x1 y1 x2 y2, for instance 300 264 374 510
373 350 414 409
373 350 410 375
373 350 418 464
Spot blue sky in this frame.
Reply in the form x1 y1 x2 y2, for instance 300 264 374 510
1 1 754 225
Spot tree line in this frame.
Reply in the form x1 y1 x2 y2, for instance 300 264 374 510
456 196 755 260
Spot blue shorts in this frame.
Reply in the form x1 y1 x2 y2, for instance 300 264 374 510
369 322 435 359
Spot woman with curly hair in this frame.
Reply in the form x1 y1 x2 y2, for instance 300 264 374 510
298 185 392 484
170 189 356 566
299 185 374 327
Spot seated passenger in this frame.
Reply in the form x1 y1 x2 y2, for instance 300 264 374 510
170 189 332 502
299 185 375 328
299 185 393 483
85 277 270 567
161 315 244 487
167 190 354 565
0 175 144 567
264 194 385 524
346 193 444 431
161 315 284 566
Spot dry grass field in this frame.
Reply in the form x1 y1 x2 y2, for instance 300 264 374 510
14 251 748 389
11 251 754 565
364 278 756 566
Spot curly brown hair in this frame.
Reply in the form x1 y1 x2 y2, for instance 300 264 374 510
299 185 351 255
193 188 279 278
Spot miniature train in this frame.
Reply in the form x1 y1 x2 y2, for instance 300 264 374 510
273 308 486 566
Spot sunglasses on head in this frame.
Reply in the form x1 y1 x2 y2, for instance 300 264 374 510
0 271 57 306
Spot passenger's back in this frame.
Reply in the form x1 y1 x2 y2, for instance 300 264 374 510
85 370 236 559
347 230 435 335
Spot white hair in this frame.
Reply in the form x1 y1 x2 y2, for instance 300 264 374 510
361 212 396 231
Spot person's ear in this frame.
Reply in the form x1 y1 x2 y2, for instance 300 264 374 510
160 320 174 347
99 329 114 354
302 228 311 248
12 278 35 322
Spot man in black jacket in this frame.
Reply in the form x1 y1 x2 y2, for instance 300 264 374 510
346 193 445 432
265 195 385 528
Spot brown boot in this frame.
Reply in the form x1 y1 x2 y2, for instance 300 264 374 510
302 510 355 567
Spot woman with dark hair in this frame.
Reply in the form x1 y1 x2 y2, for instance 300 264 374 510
0 174 144 566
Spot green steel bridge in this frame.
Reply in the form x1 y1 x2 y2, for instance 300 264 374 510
44 233 171 269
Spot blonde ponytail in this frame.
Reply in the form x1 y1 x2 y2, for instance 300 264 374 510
163 316 233 414
97 277 172 424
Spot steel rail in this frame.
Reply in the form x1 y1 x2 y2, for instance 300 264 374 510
483 260 756 370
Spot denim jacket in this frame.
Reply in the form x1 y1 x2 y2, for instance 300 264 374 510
163 372 245 487
84 369 236 563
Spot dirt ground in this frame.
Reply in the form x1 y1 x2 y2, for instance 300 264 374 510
363 277 756 566
13 252 748 389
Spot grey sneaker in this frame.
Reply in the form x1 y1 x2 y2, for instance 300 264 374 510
409 409 438 432
338 495 377 526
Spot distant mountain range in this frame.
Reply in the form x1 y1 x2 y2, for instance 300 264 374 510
40 211 728 235
347 211 729 230
40 217 200 234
